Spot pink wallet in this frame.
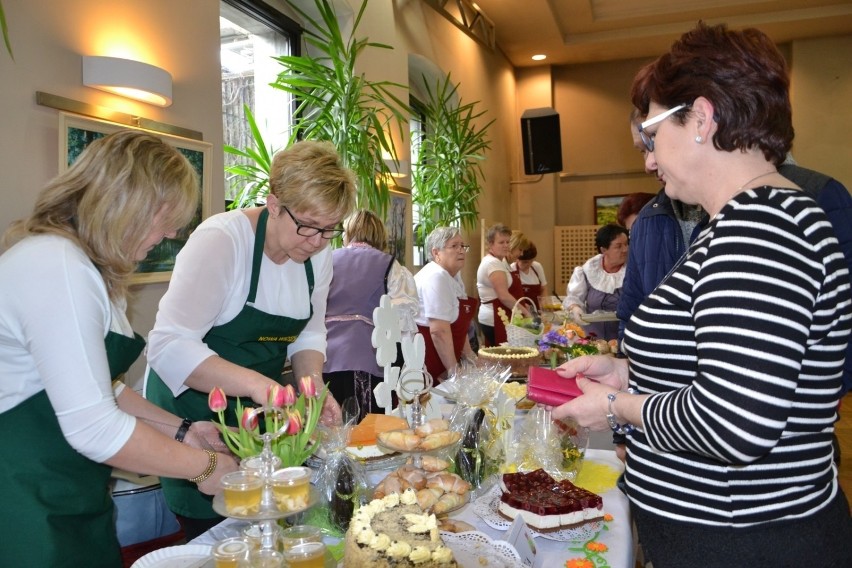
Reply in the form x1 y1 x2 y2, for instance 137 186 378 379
526 366 583 406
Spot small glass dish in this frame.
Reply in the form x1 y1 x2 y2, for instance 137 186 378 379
269 467 311 513
280 525 323 551
220 471 264 516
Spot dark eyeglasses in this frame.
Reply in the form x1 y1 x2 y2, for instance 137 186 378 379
445 243 470 252
638 104 689 153
280 204 343 239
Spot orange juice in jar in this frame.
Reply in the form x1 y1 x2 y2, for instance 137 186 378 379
269 467 310 512
281 542 325 568
221 471 264 516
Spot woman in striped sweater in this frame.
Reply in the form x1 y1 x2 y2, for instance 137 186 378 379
552 22 852 567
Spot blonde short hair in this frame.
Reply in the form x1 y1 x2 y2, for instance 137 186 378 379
3 130 198 299
343 209 387 251
269 140 356 223
509 230 530 253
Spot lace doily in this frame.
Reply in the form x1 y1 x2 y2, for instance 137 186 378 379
440 530 523 568
472 485 603 542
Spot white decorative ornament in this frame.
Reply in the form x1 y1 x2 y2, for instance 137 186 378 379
372 295 401 368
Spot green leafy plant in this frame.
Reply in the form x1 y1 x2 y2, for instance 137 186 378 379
412 74 492 254
269 0 410 216
1 0 14 60
224 105 274 209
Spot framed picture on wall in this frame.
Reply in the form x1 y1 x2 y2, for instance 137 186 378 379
385 189 413 268
59 112 212 284
594 194 627 226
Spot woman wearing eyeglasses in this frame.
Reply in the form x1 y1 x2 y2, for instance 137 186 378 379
553 23 852 567
415 227 478 382
145 140 356 537
323 209 419 417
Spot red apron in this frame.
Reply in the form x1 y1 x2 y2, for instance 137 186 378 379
419 296 479 382
515 268 543 310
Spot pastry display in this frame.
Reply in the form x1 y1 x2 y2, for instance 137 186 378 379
376 419 462 453
497 469 603 530
348 413 409 448
373 465 471 515
343 489 458 567
477 346 542 377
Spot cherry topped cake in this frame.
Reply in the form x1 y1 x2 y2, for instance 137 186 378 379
498 469 604 530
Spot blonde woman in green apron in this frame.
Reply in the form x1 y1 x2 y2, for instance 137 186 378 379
146 140 356 537
0 131 239 568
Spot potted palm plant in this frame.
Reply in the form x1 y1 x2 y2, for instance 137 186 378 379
268 0 410 216
412 73 493 259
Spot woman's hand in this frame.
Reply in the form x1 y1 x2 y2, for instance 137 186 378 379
320 394 342 426
549 354 630 431
184 421 231 453
196 452 239 496
555 354 628 390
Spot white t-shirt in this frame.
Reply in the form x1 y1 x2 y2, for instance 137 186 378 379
511 260 547 286
476 254 512 326
146 209 332 396
414 261 468 326
0 235 136 462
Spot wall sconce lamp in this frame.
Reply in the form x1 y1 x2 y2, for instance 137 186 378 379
82 55 173 107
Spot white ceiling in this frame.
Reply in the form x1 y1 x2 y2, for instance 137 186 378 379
465 0 852 67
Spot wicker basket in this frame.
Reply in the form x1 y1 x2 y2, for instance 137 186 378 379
506 297 541 348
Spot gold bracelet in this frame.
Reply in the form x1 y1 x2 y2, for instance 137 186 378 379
188 449 217 484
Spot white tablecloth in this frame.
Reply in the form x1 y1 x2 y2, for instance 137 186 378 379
192 449 633 568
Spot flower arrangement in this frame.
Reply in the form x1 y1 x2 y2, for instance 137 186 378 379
537 323 612 368
208 376 328 467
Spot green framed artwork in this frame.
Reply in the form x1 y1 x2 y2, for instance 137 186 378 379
59 112 212 284
594 194 626 226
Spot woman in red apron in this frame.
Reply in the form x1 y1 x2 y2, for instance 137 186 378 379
511 241 547 310
415 227 479 382
476 224 528 346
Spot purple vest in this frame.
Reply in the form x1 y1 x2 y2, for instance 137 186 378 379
584 272 621 341
324 245 394 375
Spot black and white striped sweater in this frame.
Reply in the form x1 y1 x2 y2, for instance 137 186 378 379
623 186 852 527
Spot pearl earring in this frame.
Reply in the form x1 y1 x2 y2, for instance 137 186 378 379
695 135 703 143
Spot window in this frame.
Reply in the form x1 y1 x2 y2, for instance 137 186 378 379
220 0 300 203
409 99 426 265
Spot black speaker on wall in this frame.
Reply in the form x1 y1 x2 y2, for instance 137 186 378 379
521 108 563 175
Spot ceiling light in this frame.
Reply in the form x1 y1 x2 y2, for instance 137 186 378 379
82 55 173 107
531 54 547 61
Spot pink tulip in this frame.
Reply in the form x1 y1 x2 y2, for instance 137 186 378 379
286 410 303 435
281 384 297 407
267 384 286 408
208 387 227 412
241 407 258 431
298 375 317 398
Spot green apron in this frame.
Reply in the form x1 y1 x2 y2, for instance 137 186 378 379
147 208 314 519
0 330 145 568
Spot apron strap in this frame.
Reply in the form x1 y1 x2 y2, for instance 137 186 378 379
247 208 268 304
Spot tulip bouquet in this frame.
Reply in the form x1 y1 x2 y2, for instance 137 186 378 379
208 376 328 467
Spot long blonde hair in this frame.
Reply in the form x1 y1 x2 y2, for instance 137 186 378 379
3 130 198 299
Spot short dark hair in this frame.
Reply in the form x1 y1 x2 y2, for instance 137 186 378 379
630 22 792 166
518 242 538 261
616 193 655 227
595 223 629 251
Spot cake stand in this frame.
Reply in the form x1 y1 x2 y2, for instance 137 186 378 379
211 405 318 556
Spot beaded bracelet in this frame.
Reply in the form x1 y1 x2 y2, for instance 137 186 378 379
174 418 192 443
188 449 217 484
606 388 637 435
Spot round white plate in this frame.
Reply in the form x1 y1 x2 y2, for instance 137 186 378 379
131 544 212 568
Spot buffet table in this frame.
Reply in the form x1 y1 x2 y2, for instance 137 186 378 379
190 449 634 568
